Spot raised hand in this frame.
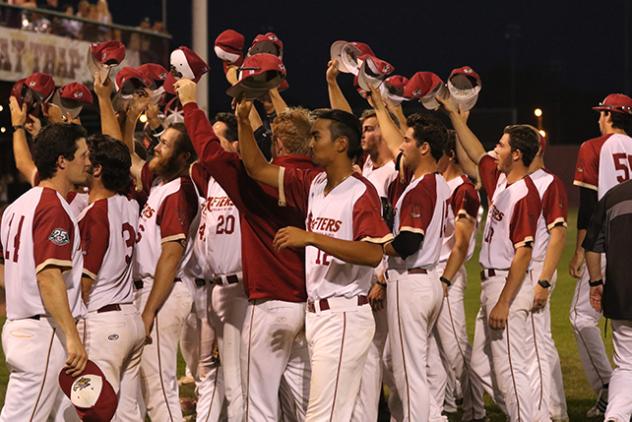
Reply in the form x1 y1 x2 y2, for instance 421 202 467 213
326 59 339 84
9 96 27 126
174 78 198 106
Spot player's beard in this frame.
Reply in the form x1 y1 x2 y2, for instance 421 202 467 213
150 153 180 178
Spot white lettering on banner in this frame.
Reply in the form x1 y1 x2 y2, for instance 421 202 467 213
0 27 140 84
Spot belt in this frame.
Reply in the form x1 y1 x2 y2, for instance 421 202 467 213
307 295 369 313
27 315 45 320
408 267 428 274
480 268 510 281
96 302 133 313
211 273 240 286
134 278 181 289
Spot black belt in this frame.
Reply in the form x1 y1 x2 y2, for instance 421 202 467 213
196 274 240 287
134 278 181 289
307 295 369 313
480 268 510 281
27 315 45 320
408 267 428 274
96 302 133 313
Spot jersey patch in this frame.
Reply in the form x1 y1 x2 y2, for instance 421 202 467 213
48 228 70 246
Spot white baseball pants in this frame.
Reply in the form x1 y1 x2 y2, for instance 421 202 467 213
386 268 445 422
241 299 310 422
195 358 226 422
569 261 612 392
605 320 632 422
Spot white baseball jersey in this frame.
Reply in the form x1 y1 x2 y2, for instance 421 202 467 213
279 169 392 301
0 187 84 320
33 171 89 218
439 175 480 263
478 154 541 269
362 157 398 199
388 173 451 271
190 162 242 278
77 195 139 312
529 169 568 263
134 164 199 292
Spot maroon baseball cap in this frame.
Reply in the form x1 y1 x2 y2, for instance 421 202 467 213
593 93 632 115
330 41 375 75
447 66 482 112
357 55 395 92
25 72 55 102
379 74 409 105
137 63 168 89
214 29 245 64
353 74 369 100
52 82 93 118
226 53 287 99
164 46 209 95
115 66 151 95
87 41 125 82
403 71 446 110
11 78 35 108
248 32 283 57
59 360 117 422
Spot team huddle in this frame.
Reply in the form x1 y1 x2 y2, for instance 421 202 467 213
1 29 632 422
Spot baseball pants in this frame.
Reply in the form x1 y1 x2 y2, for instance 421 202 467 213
386 268 445 422
471 271 539 422
526 264 568 420
426 331 448 417
208 280 248 422
138 281 194 422
241 299 310 422
605 320 632 422
305 297 375 421
433 264 486 420
569 261 612 392
0 317 67 421
195 353 226 422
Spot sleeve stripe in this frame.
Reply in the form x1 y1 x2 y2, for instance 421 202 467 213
361 233 394 244
36 258 73 274
513 236 534 249
573 180 598 191
400 226 425 235
82 269 98 281
278 166 287 207
547 217 567 231
161 234 186 243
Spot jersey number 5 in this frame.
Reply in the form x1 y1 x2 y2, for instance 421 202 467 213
612 152 632 182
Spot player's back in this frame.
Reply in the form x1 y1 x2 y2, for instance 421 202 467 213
598 133 632 199
78 194 140 312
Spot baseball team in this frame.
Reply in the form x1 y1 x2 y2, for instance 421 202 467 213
1 29 632 422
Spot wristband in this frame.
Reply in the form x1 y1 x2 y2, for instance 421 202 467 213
537 279 551 289
12 125 24 131
589 279 604 287
440 276 452 287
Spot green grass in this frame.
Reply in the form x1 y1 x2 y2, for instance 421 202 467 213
0 209 614 420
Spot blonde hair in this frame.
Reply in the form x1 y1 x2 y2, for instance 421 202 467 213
271 107 311 155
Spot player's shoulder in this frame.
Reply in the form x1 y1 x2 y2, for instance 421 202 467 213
349 172 382 201
522 175 543 204
579 134 612 153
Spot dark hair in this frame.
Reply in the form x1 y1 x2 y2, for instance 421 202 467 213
445 129 458 163
33 123 87 180
168 123 197 166
87 134 132 194
213 112 238 142
315 109 362 160
406 113 447 161
608 111 632 136
503 125 540 167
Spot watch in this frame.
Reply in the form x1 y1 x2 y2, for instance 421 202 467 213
537 279 551 289
589 279 604 287
440 276 452 287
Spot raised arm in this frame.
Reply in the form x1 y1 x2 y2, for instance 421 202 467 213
268 86 289 116
123 94 149 180
437 94 486 164
9 96 37 185
93 71 122 140
326 59 352 113
369 85 402 159
386 101 408 134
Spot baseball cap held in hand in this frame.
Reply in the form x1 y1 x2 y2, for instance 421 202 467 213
226 53 287 99
59 360 117 422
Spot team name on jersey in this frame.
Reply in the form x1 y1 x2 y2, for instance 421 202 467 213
490 205 504 222
308 214 342 233
205 196 234 210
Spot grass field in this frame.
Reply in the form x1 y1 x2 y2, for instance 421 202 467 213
0 210 614 420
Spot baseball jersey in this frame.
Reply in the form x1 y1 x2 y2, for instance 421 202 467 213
388 173 451 271
439 175 480 263
0 187 84 320
189 162 242 279
529 169 568 263
77 195 139 312
279 169 393 301
362 157 399 199
33 171 89 218
574 133 632 199
133 163 198 293
184 102 313 302
478 154 541 269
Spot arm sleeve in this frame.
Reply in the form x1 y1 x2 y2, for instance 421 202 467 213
279 167 318 215
352 184 393 243
398 178 436 236
509 189 541 248
140 162 155 194
541 176 568 230
582 195 607 253
32 204 75 274
391 231 424 259
573 141 598 191
157 185 198 243
577 186 598 230
79 204 109 280
478 154 501 201
452 181 480 222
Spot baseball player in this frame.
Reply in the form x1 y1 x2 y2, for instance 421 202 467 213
379 113 451 421
569 93 632 416
177 79 313 422
188 111 248 422
584 179 632 422
525 136 569 421
443 92 542 421
0 123 89 420
236 102 392 421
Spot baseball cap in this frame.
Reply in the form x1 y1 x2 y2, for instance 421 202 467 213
356 55 395 92
164 46 209 95
87 40 125 82
592 93 632 115
330 41 375 75
25 72 56 102
11 78 35 109
115 66 151 95
403 72 446 111
447 66 482 112
226 53 287 99
379 75 409 105
214 29 245 65
58 360 117 422
248 32 283 57
51 82 93 119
